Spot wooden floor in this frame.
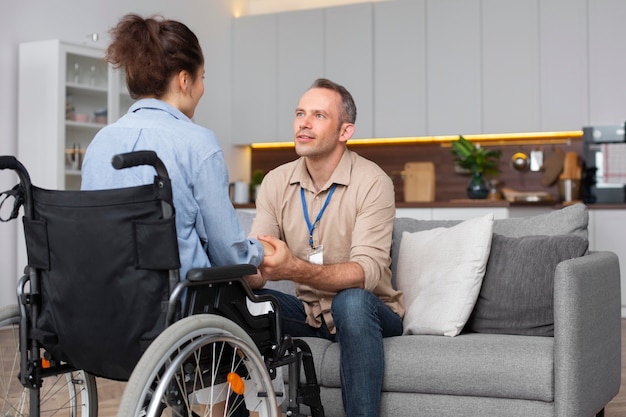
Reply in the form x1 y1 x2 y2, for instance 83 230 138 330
4 321 626 416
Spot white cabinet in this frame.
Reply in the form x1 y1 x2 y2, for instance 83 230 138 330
482 0 540 133
18 39 131 190
232 14 278 144
232 4 375 142
587 0 626 125
588 209 626 316
425 0 482 136
231 1 626 141
277 9 325 142
324 3 374 138
373 0 427 138
539 0 588 131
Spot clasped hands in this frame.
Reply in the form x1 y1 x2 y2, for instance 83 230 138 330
257 235 296 282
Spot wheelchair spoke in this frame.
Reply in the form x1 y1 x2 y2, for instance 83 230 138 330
117 315 279 417
0 305 98 417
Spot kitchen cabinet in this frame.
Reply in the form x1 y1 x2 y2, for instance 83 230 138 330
277 9 325 142
232 14 278 144
587 209 626 316
425 0 482 136
373 0 427 138
482 0 540 133
539 0 588 131
17 39 131 190
231 0 626 142
588 0 626 125
324 3 374 138
232 4 374 142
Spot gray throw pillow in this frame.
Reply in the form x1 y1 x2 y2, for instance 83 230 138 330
465 233 589 336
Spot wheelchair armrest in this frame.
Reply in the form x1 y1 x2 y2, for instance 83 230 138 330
186 264 257 282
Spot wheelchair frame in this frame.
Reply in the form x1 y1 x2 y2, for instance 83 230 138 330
0 151 324 417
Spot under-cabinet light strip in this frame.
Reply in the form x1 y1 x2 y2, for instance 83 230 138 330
248 130 583 149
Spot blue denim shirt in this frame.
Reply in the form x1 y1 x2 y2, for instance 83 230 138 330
81 98 263 279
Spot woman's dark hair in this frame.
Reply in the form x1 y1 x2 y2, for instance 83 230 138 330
106 14 204 99
310 78 357 125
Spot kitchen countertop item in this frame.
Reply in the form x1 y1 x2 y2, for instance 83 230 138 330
501 187 554 202
541 147 565 186
403 162 435 202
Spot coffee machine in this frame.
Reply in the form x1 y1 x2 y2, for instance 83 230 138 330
582 125 626 204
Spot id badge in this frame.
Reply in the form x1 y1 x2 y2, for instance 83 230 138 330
307 245 324 265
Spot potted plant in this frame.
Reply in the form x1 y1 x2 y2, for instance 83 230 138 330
250 169 265 202
451 135 502 199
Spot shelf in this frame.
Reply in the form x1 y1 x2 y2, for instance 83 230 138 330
66 82 107 95
18 39 125 192
65 120 106 130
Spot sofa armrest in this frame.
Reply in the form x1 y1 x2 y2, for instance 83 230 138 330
553 251 621 417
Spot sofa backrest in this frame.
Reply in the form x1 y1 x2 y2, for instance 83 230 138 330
391 203 588 287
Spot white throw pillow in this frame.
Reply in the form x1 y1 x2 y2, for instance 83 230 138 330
396 213 494 337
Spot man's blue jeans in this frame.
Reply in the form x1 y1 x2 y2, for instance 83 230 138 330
256 288 403 417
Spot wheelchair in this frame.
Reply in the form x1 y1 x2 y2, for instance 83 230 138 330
0 151 324 417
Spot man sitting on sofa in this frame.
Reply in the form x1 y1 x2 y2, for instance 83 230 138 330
246 78 405 417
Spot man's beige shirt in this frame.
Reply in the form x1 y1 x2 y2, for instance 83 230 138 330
250 149 405 333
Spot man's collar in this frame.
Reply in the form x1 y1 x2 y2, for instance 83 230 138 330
290 148 352 192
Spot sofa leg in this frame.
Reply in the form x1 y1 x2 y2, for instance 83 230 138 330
596 408 605 417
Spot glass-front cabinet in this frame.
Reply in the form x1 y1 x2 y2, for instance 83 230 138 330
18 39 132 190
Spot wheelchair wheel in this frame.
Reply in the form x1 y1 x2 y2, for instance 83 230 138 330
0 304 98 417
117 314 279 417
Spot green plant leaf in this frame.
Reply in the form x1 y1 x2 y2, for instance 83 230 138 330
450 135 501 175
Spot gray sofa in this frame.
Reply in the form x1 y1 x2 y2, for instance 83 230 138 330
241 204 622 417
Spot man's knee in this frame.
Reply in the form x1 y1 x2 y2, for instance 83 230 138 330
331 288 377 323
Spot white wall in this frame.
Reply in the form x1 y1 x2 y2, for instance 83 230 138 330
0 0 235 307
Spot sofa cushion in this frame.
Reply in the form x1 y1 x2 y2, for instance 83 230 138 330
466 233 588 336
396 214 493 337
300 333 554 403
391 203 588 288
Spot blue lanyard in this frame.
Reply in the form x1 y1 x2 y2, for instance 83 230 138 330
301 183 337 249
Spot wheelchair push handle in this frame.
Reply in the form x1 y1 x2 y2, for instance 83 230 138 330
0 155 31 181
0 155 23 171
0 155 32 186
0 155 33 219
112 151 169 179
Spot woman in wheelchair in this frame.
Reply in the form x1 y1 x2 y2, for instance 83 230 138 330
80 13 279 416
81 13 265 279
1 13 323 417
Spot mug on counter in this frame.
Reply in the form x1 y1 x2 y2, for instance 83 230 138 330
230 181 250 204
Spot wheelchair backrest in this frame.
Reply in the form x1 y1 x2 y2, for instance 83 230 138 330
25 180 180 380
1 152 181 381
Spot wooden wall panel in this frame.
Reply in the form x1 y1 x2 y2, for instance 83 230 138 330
251 140 583 203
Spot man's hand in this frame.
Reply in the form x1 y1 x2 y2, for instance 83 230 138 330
257 235 365 292
257 235 291 280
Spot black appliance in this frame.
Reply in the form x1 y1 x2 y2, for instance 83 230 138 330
582 125 626 204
